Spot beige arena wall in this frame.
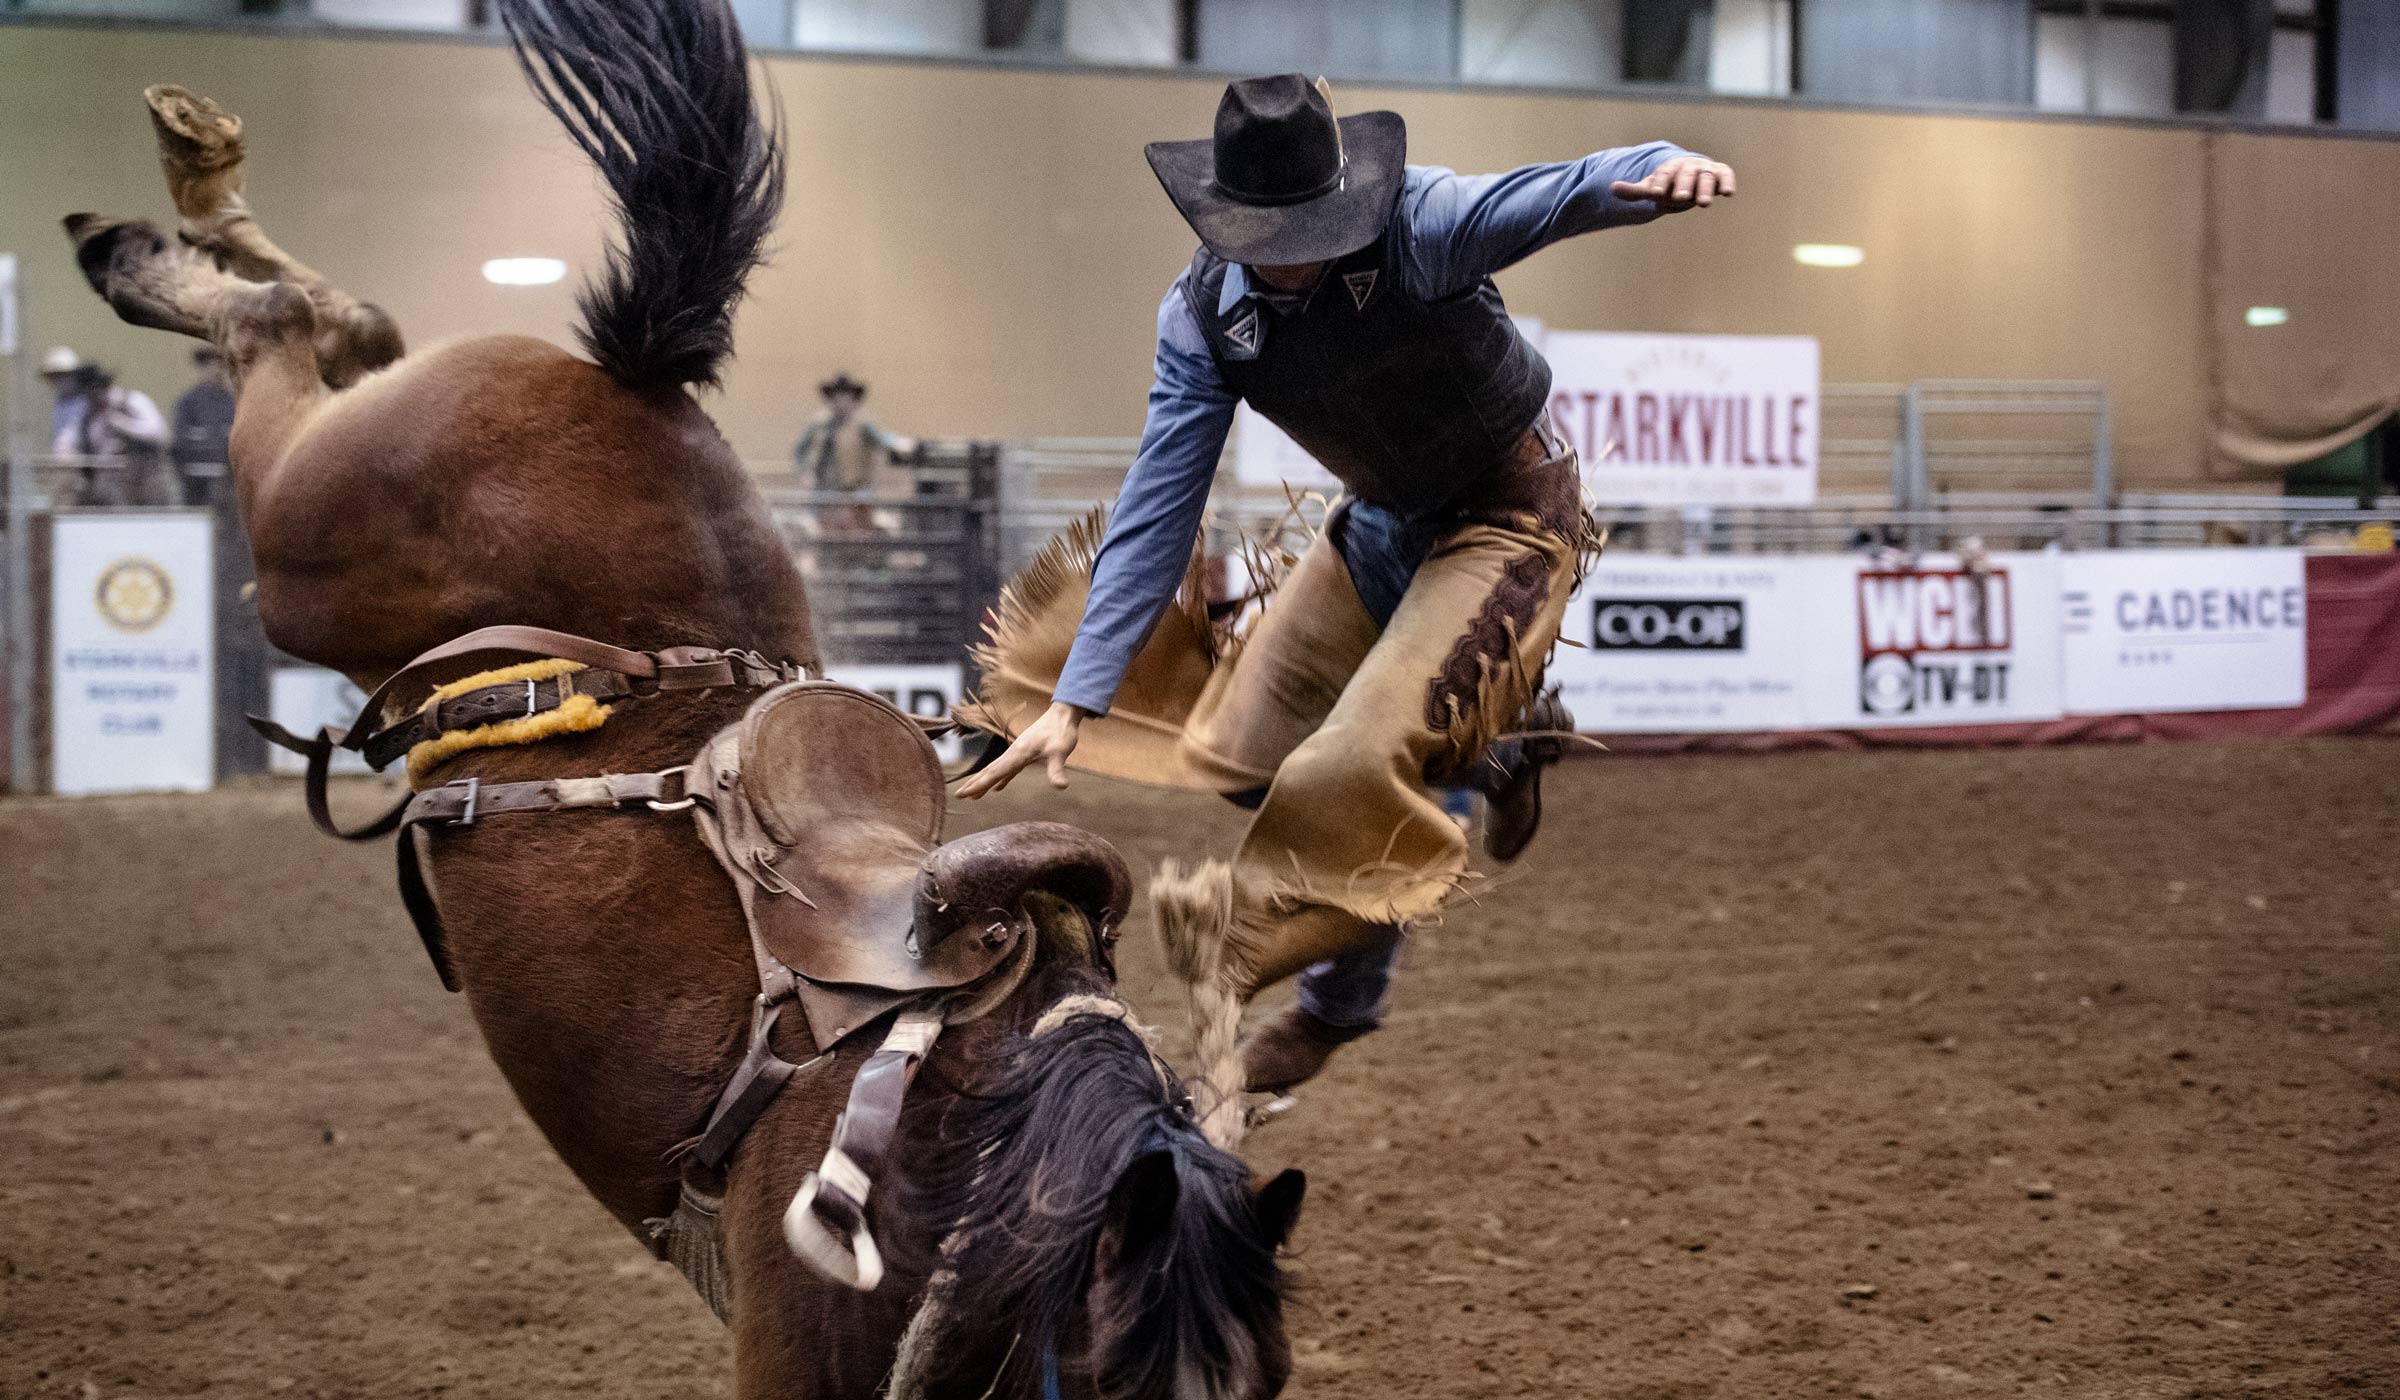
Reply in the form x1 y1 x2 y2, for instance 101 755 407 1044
3 22 2394 486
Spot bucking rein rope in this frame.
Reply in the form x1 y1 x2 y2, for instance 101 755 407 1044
246 623 995 1304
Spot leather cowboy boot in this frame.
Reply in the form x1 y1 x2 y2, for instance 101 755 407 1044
1480 687 1572 864
1240 1005 1378 1093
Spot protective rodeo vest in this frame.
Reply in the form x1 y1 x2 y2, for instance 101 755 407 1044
1180 226 1552 517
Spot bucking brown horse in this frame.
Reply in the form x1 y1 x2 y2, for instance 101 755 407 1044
61 0 1300 1395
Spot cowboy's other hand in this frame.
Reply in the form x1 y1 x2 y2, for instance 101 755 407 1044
1610 156 1736 211
955 701 1085 799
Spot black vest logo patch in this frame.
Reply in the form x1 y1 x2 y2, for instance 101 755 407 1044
1343 268 1378 311
1223 309 1261 359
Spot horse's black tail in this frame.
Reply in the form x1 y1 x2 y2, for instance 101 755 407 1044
497 0 782 391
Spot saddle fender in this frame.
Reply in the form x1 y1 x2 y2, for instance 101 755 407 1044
688 681 1135 1295
692 682 1133 1051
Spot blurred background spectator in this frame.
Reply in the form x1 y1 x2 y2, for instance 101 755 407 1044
794 373 918 514
171 345 238 509
41 345 89 439
49 355 169 508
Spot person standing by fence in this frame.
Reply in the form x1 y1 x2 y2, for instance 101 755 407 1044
51 362 168 507
793 372 920 532
171 346 237 509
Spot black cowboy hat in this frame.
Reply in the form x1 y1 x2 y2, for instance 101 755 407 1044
819 372 867 398
1145 74 1405 268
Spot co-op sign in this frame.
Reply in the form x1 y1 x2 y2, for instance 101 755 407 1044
1591 597 1746 651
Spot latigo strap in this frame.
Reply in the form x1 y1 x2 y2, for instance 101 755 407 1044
248 625 807 991
362 667 633 770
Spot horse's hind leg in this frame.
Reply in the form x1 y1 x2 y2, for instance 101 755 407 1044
61 213 244 341
143 84 403 386
215 282 333 496
62 213 329 494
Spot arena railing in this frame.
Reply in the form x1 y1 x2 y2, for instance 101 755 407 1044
1603 495 2398 555
754 440 1002 667
994 403 2395 565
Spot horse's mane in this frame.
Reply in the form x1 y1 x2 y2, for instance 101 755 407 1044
907 1011 1290 1398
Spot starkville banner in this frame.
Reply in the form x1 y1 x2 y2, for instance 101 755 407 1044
1235 328 1819 509
1543 331 1820 508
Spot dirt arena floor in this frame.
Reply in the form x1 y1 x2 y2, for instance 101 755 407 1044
5 738 2397 1399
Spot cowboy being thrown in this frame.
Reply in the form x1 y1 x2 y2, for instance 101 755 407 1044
960 75 1734 1094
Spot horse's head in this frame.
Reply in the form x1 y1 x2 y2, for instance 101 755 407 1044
898 907 1305 1400
1082 1110 1306 1400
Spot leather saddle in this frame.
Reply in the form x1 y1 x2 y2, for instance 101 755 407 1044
692 682 1130 1051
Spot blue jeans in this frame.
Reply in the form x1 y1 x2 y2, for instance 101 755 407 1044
1289 502 1453 1031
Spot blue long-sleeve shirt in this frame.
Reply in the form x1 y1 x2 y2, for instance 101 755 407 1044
1054 141 1697 716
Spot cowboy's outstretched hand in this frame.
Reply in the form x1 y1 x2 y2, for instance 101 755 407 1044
955 701 1085 799
1610 155 1737 212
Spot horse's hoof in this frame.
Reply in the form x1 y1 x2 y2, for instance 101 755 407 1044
62 211 121 247
146 85 249 222
60 214 211 337
62 213 160 280
144 84 245 165
1246 1095 1299 1131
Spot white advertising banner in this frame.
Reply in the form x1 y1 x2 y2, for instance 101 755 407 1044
1806 552 2065 729
1544 331 1819 507
2060 550 2306 715
50 513 215 794
825 662 966 761
268 667 375 776
1549 554 1837 732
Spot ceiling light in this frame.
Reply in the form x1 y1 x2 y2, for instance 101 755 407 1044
2244 306 2288 328
482 257 568 286
1792 244 1864 268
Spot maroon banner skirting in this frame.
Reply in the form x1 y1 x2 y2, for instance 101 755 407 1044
1596 553 2400 754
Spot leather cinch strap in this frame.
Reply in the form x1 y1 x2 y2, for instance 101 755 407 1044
334 625 801 762
688 996 820 1172
400 767 698 991
360 668 632 771
249 626 807 992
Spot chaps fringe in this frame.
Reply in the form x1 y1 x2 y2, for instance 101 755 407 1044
1151 859 1248 1152
966 506 1106 692
955 504 1215 747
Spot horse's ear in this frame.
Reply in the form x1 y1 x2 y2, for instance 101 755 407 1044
1251 1168 1306 1250
1107 1149 1183 1259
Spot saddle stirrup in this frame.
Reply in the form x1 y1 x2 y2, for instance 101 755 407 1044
783 1007 945 1291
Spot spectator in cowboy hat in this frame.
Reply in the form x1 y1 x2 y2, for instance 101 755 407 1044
792 372 921 535
792 372 919 494
960 73 1734 1096
41 346 92 440
51 359 170 507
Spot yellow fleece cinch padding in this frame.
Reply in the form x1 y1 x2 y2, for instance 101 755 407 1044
406 657 614 782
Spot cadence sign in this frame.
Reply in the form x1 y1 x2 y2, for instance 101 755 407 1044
1590 597 1746 652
